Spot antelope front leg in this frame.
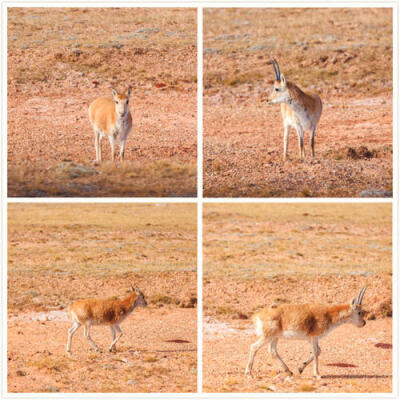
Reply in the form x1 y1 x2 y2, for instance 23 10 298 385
94 129 100 162
311 337 322 379
298 340 321 374
84 322 101 353
109 135 116 162
66 321 81 355
245 336 267 378
310 126 316 158
119 139 126 162
109 324 122 352
295 125 305 159
270 338 293 376
283 124 290 161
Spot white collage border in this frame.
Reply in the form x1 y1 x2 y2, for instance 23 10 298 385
1 1 399 399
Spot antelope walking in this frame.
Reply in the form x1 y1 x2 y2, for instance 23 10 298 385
245 287 367 379
66 286 147 355
89 87 132 162
268 59 322 160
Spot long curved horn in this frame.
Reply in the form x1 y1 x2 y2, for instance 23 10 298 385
270 58 279 80
356 286 367 305
274 59 281 81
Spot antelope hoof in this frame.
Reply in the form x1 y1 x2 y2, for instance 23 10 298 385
109 347 116 353
298 366 304 374
66 350 72 357
245 370 253 379
314 374 322 380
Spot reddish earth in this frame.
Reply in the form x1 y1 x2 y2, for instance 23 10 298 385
204 92 392 198
203 8 392 197
7 8 196 197
7 204 197 393
203 275 392 393
8 272 197 393
8 306 197 393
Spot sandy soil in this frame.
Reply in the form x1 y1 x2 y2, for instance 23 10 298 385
7 8 197 197
7 204 197 393
202 203 392 393
203 316 391 393
203 275 392 393
203 8 392 197
8 306 197 393
204 94 392 197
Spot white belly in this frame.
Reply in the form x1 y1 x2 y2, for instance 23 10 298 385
281 330 310 340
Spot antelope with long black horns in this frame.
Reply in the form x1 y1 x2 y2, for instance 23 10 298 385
245 286 367 379
268 59 322 160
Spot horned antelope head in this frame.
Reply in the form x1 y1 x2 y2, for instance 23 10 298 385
131 285 147 308
349 286 367 327
112 87 132 118
267 59 291 105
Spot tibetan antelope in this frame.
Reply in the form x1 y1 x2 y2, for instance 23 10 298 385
66 286 147 355
245 287 367 379
89 87 132 162
268 59 322 160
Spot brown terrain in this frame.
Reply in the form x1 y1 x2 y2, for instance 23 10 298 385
203 204 392 393
7 204 197 393
7 8 197 197
203 8 392 197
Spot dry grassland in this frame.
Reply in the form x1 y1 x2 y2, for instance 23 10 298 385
8 203 197 392
8 8 197 197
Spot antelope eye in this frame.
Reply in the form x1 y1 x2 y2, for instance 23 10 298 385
275 88 280 92
358 311 361 316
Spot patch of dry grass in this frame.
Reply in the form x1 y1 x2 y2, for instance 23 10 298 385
204 8 392 96
204 203 392 278
8 160 196 197
8 8 196 89
8 203 197 276
27 356 69 372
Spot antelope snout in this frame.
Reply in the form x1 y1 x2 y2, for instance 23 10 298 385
138 297 148 307
356 319 366 328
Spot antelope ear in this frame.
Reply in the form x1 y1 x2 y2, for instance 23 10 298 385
351 297 356 306
280 74 286 86
130 285 135 292
135 288 140 295
112 88 118 98
127 86 132 98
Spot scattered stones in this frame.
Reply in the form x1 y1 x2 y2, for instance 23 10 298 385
360 189 392 198
56 162 98 179
135 27 160 34
204 48 221 55
248 44 273 51
45 386 59 393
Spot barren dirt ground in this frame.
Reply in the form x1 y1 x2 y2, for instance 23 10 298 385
203 8 392 197
203 204 392 393
8 204 197 393
7 8 197 197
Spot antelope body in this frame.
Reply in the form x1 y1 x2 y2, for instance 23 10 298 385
66 286 147 355
245 287 367 379
89 87 132 162
268 59 322 160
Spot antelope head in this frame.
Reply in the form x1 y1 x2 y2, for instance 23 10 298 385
131 285 147 308
267 59 291 105
349 286 367 327
112 86 132 118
